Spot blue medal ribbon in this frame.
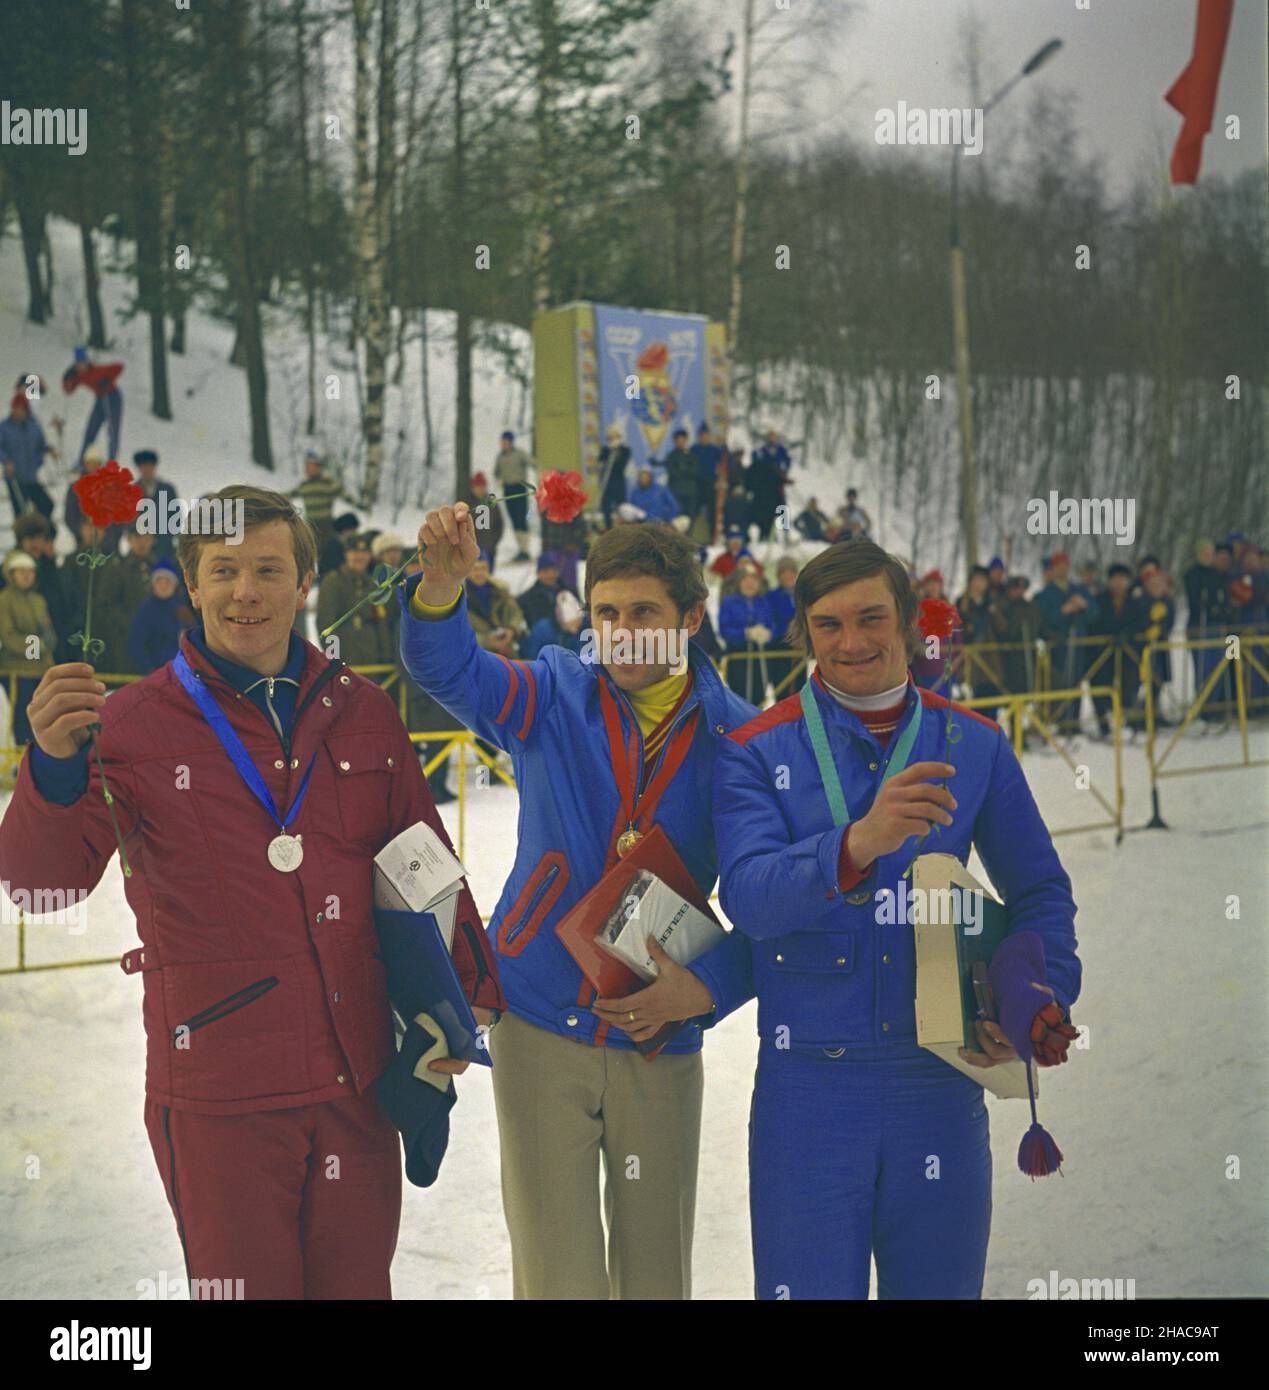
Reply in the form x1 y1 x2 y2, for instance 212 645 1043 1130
800 677 923 828
173 652 317 836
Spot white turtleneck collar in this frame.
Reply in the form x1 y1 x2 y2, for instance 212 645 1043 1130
819 674 909 711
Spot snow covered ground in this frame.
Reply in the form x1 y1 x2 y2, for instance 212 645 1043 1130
2 724 1266 1300
1 220 1266 1299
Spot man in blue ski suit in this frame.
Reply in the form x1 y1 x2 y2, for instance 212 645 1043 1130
714 541 1081 1299
399 504 756 1299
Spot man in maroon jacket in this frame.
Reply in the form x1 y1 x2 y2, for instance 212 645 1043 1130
0 484 504 1299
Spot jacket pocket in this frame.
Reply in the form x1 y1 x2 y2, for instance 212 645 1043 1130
498 852 569 957
757 931 871 1046
174 976 278 1042
328 730 396 843
767 933 855 974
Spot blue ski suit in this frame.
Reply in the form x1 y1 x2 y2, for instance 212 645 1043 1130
714 672 1080 1299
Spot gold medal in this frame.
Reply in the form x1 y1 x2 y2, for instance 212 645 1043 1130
616 827 644 858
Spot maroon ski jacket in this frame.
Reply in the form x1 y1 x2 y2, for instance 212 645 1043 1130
0 632 504 1115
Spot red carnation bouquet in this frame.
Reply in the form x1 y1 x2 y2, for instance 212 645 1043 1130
320 470 590 641
70 459 144 876
901 596 963 878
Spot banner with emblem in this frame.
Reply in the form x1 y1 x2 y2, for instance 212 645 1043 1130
594 304 707 475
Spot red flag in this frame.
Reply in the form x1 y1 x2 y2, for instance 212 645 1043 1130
1164 0 1234 184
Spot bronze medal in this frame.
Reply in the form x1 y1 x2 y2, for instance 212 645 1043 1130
616 827 644 858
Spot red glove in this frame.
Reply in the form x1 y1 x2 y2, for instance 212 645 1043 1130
1030 1001 1079 1067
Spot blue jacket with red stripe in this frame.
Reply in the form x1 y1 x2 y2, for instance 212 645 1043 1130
398 581 759 1052
714 672 1080 1052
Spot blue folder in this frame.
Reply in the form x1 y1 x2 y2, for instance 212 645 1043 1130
373 907 492 1068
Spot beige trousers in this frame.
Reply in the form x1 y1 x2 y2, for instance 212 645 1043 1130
488 1009 704 1299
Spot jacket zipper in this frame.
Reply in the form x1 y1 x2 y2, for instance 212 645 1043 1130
174 976 279 1040
503 864 560 944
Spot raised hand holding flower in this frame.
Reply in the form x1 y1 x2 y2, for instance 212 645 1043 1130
67 459 143 876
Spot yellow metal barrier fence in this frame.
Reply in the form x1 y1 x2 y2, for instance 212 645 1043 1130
1140 634 1269 828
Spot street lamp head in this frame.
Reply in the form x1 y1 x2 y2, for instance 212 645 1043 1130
1022 38 1063 76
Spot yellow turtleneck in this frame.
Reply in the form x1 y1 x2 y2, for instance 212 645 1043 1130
626 667 691 740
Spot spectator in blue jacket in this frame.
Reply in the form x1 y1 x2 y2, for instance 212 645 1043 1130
691 424 722 538
719 565 778 705
714 539 1081 1300
128 558 185 674
401 507 757 1300
623 466 680 525
765 556 805 697
0 391 58 524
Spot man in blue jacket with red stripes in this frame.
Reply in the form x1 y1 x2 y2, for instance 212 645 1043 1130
400 504 756 1299
715 540 1081 1299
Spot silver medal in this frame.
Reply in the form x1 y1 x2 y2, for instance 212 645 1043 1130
267 833 304 872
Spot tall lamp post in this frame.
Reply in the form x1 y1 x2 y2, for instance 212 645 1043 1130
950 37 1063 569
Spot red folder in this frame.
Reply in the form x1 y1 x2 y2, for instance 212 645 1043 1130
554 824 723 1058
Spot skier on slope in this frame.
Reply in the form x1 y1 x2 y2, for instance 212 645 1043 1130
62 346 125 469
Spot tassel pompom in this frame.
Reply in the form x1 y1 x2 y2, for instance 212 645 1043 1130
1018 1121 1064 1179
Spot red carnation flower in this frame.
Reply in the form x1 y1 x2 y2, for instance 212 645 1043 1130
535 469 588 524
636 342 668 372
73 459 143 528
916 597 960 642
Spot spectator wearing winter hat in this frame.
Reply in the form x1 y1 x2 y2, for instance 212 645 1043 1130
458 471 505 572
722 474 751 535
317 511 360 580
493 430 535 561
63 447 124 556
0 550 56 746
463 549 526 657
986 556 1006 600
1 391 59 524
132 449 180 562
622 467 680 526
838 487 872 539
663 428 699 529
691 424 723 540
709 526 757 582
764 556 805 698
794 497 832 544
128 558 186 674
1136 563 1177 727
598 426 633 531
62 346 124 469
3 516 71 656
993 575 1041 701
719 565 778 705
517 549 579 632
97 524 157 675
1088 562 1146 737
1035 551 1098 734
1182 540 1233 722
372 531 407 571
288 451 355 547
957 565 1003 716
746 432 788 542
316 533 394 668
919 569 946 601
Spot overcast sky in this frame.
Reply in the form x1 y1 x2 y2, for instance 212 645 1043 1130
694 0 1267 195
